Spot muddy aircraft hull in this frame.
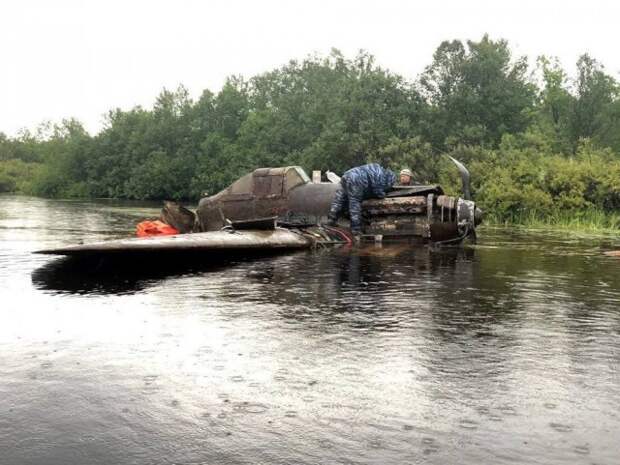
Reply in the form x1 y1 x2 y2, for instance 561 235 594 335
196 166 481 243
35 163 481 258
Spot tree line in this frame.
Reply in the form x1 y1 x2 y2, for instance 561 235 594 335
1 35 620 223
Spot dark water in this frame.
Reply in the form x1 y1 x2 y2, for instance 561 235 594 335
1 195 620 465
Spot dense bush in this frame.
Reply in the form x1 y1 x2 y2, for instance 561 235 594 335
1 36 619 225
443 142 620 221
0 159 41 193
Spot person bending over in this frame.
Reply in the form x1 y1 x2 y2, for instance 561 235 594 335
327 163 396 237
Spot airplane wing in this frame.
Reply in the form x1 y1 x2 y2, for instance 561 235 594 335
35 228 313 257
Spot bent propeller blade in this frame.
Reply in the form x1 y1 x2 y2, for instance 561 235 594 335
448 156 471 200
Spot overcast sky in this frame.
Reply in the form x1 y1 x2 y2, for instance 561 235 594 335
1 0 618 136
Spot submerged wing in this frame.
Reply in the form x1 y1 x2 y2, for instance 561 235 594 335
35 229 312 256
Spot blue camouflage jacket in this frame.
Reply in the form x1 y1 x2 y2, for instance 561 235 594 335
341 163 396 199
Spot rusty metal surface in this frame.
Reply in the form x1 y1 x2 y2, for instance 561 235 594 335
197 166 336 231
429 222 459 242
385 185 444 197
363 215 429 236
231 217 277 230
287 182 340 219
35 229 313 256
362 197 427 216
437 195 457 210
194 166 479 244
160 201 196 233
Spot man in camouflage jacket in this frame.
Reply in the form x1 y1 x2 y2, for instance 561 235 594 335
327 163 397 236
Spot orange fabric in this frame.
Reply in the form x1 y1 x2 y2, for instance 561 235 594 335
136 220 179 237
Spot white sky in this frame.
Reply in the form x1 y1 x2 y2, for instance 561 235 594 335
1 0 619 137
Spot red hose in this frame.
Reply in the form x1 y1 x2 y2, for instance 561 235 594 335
323 225 353 245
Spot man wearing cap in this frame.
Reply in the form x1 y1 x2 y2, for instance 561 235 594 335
399 168 413 186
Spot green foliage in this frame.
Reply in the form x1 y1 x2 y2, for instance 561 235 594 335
28 119 94 198
0 159 41 193
497 209 620 233
376 137 439 183
243 51 424 173
442 139 620 223
1 37 619 231
419 35 537 149
572 55 619 143
533 57 575 153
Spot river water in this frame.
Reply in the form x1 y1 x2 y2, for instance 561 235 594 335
1 195 620 465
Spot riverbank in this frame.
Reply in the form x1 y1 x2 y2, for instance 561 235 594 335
486 210 620 234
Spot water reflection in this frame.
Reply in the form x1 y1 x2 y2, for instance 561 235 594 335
31 252 274 295
228 244 477 314
30 242 476 301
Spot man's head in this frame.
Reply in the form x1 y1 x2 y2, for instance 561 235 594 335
399 168 413 185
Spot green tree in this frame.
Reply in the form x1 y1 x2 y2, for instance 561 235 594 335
532 56 574 153
419 35 536 149
569 54 619 152
571 55 618 141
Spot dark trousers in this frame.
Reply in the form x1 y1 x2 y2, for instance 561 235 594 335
328 176 364 234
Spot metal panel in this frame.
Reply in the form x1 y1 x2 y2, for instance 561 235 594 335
35 229 313 255
254 174 284 199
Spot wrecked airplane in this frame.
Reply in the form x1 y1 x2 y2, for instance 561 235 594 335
36 158 482 257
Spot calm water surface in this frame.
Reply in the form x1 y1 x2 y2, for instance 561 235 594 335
1 195 620 465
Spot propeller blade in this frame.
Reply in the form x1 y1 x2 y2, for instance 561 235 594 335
448 156 471 200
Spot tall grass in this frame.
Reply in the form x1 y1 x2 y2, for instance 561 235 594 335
486 210 620 233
